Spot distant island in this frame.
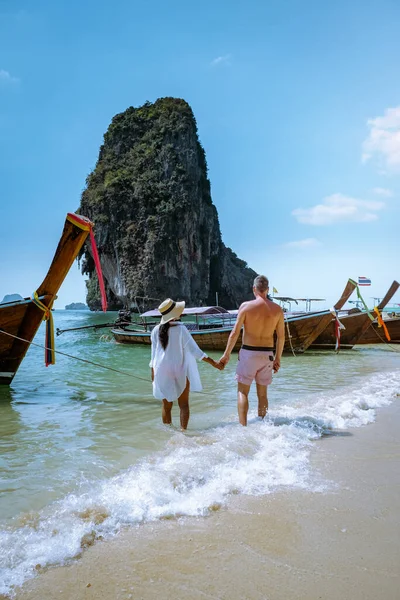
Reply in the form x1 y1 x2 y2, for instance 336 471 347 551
65 302 88 310
1 293 24 304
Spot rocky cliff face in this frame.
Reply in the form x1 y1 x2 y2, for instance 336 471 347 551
79 98 257 310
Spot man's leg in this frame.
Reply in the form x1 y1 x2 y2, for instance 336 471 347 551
178 379 190 430
162 400 173 425
238 382 251 426
256 383 268 418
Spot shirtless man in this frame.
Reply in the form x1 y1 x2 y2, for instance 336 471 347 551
219 275 285 426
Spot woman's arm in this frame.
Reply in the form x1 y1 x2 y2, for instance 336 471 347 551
181 325 207 361
149 327 157 371
181 326 223 369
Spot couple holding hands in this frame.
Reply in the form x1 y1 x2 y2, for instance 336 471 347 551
150 276 285 428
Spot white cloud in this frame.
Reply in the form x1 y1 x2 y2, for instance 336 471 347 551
362 106 400 170
292 193 385 226
210 54 232 67
0 69 19 84
372 187 393 197
284 238 321 249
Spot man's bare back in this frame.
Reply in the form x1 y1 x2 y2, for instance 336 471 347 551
240 296 283 348
219 294 284 371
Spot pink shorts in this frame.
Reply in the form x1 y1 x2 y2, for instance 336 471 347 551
235 348 274 386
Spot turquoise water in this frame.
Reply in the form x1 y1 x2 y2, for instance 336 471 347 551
0 310 399 595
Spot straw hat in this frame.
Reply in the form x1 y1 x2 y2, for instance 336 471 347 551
158 298 185 324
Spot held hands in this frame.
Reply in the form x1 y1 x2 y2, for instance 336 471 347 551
219 354 230 367
204 357 224 370
211 359 224 371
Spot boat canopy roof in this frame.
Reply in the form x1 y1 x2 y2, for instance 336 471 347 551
140 305 230 318
273 296 299 304
274 296 325 303
295 298 326 302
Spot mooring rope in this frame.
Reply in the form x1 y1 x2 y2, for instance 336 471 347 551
284 316 297 357
0 329 151 382
366 323 400 352
0 329 221 395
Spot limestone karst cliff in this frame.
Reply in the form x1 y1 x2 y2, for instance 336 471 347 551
79 97 257 310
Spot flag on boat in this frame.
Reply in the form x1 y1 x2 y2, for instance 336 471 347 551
358 276 371 286
273 287 279 294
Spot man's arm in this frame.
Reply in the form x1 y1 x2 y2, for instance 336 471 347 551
274 311 285 372
219 304 246 365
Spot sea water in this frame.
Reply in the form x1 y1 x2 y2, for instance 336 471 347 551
0 310 399 595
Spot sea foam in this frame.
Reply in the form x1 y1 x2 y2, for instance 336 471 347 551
0 369 398 596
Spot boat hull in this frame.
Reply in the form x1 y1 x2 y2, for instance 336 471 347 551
357 318 400 344
309 312 373 350
112 327 243 352
0 214 92 385
113 280 356 354
310 280 400 350
113 313 336 354
283 310 339 353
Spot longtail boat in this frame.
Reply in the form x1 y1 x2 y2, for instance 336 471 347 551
357 315 400 344
112 279 356 354
309 281 400 350
283 279 357 353
0 213 94 385
112 307 241 351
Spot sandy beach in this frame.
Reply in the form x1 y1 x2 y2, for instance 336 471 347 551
11 398 400 600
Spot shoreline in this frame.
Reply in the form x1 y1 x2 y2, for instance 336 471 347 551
11 398 400 600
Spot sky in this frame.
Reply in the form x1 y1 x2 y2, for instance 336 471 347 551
0 0 399 310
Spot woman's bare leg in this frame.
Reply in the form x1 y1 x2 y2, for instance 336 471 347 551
178 379 190 430
162 399 173 425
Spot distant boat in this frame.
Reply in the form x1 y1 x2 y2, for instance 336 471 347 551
0 213 93 385
309 280 400 350
112 279 357 354
0 294 24 304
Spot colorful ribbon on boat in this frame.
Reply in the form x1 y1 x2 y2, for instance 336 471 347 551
349 279 374 321
331 309 346 352
32 291 56 366
374 306 391 341
67 213 108 312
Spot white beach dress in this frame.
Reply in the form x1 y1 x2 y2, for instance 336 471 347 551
149 323 207 402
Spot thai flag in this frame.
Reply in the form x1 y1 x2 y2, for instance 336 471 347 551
358 276 371 286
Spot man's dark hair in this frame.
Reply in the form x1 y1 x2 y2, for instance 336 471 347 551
253 275 269 293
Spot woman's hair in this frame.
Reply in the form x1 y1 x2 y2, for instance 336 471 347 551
159 322 171 350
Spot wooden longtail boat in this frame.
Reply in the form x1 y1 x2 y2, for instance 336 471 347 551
0 213 93 385
283 279 357 353
112 307 241 351
356 316 400 344
112 279 356 354
309 281 400 350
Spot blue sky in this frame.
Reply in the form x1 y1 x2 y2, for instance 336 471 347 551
0 0 399 310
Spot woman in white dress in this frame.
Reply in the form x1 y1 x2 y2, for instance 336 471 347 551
150 298 222 429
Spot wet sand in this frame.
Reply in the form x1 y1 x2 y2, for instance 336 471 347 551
13 400 400 600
